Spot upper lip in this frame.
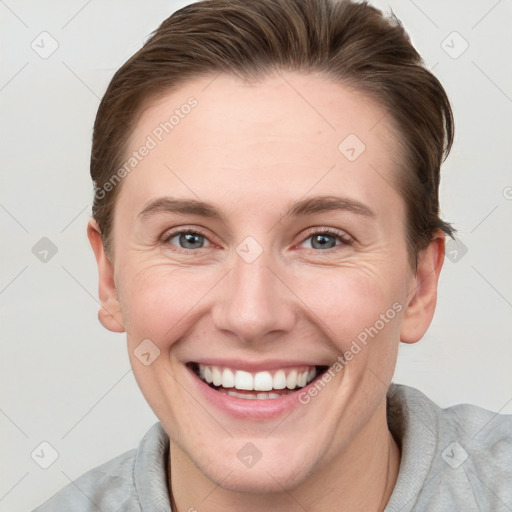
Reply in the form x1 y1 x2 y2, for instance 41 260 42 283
187 358 330 372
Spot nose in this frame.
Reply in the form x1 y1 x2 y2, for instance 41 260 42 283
211 252 296 344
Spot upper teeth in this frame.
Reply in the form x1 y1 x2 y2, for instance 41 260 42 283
198 364 317 391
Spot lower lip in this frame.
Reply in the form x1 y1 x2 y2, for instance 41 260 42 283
186 366 321 421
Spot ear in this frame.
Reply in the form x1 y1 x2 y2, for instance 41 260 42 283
87 218 125 333
400 231 445 344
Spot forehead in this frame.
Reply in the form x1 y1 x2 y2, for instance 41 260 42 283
119 72 404 223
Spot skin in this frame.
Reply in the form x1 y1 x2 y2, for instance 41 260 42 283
88 71 445 512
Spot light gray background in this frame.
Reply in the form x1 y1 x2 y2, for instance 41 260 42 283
1 1 511 511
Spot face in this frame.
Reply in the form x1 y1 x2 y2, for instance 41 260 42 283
89 72 443 493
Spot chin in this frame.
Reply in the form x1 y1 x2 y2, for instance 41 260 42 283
195 446 315 494
211 467 306 494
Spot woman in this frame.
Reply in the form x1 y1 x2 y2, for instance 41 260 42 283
32 0 512 510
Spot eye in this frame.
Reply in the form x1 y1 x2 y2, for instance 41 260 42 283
299 228 353 251
163 229 212 251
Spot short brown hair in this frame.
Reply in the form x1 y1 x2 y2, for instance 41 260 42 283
90 0 455 266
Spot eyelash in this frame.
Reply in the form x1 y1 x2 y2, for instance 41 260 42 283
161 226 353 253
300 227 353 249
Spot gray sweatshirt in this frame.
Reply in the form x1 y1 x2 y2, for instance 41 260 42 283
31 383 512 511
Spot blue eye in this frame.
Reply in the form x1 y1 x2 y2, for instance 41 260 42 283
306 233 338 250
162 227 352 253
165 231 211 250
300 229 352 251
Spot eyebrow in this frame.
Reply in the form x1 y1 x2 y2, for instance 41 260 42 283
138 197 224 220
285 195 375 219
137 195 375 222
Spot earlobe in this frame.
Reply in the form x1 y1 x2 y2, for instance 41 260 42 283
400 231 446 344
87 218 125 333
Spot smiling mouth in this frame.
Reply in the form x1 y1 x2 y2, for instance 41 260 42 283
187 362 330 400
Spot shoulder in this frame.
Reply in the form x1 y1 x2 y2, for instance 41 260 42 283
436 395 512 503
31 449 139 512
31 422 170 512
386 384 512 511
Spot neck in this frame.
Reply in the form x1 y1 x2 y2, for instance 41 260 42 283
169 403 401 512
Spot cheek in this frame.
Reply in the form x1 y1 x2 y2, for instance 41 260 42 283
297 264 404 352
116 263 218 349
115 250 407 356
